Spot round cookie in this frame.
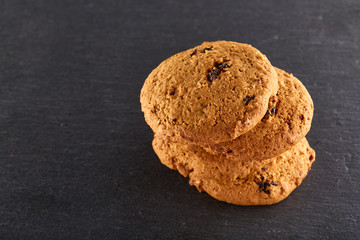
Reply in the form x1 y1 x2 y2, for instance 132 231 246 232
153 135 315 206
200 67 314 161
141 41 278 144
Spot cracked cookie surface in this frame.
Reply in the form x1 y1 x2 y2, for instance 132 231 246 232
153 135 315 205
200 67 314 161
140 41 278 144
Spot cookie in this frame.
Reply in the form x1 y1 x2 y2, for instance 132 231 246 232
140 41 278 144
153 135 315 205
200 67 314 161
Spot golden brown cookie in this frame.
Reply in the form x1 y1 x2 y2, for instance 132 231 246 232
140 41 278 144
200 67 314 161
153 135 315 206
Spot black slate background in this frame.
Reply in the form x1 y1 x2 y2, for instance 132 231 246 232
0 0 359 239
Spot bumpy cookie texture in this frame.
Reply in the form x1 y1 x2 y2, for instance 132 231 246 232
140 41 278 144
200 67 314 161
153 135 315 205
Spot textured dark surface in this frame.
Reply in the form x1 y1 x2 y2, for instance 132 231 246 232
0 0 359 239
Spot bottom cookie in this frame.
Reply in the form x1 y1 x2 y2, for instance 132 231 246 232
152 136 315 205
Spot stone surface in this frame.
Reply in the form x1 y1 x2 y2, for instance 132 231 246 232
0 0 359 239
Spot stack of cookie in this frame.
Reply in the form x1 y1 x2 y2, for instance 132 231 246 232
140 41 315 205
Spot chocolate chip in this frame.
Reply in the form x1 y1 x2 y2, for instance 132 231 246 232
244 96 255 106
271 181 278 186
207 61 230 82
261 167 267 171
255 177 272 194
257 181 271 194
263 182 271 194
227 150 233 154
172 118 177 122
217 62 229 69
299 114 304 120
190 48 197 56
201 47 212 53
208 68 221 81
270 107 277 115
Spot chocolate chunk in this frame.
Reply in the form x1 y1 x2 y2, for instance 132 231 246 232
190 48 197 56
258 181 271 194
201 47 213 53
217 62 229 69
271 181 278 186
255 177 272 194
299 114 304 120
262 182 271 194
207 61 230 82
270 107 277 115
208 68 221 81
244 96 255 106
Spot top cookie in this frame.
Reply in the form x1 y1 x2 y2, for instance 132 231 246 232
140 41 278 144
202 67 314 161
